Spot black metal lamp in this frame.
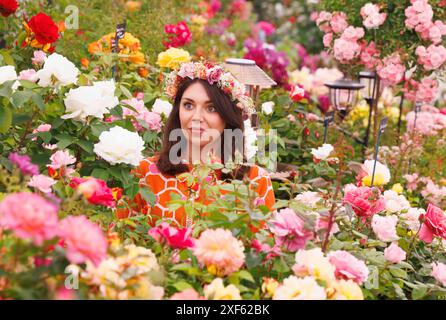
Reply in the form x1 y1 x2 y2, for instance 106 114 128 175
325 78 364 120
358 70 379 148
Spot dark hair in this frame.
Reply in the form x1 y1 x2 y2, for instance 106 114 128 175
156 78 250 180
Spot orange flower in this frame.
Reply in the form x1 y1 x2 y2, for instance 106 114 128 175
88 41 102 54
80 58 90 67
57 20 66 32
125 1 142 12
138 67 149 77
128 51 145 64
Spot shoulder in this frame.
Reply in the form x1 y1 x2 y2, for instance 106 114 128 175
134 155 161 178
248 164 271 181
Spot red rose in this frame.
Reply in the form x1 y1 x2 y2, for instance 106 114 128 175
289 84 305 102
0 0 18 17
28 12 59 45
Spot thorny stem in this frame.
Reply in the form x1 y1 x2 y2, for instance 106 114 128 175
322 165 344 253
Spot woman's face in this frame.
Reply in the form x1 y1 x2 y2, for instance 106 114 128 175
179 82 226 149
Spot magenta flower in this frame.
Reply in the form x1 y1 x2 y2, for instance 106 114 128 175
269 208 313 252
0 192 59 245
69 177 116 208
148 222 195 249
8 152 39 176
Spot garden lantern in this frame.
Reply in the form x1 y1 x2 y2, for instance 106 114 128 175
325 78 364 121
358 70 379 148
224 58 276 128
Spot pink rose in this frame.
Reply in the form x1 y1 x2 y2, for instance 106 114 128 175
59 215 107 266
330 12 348 34
206 66 223 85
384 242 406 264
31 50 47 65
341 26 365 41
170 288 206 300
419 203 446 243
18 69 39 82
323 33 333 47
0 192 59 245
342 185 386 219
328 250 369 285
269 208 313 252
48 150 76 170
431 262 446 286
28 174 56 193
178 62 196 79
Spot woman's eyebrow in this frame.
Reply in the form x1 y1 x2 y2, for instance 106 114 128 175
182 97 213 104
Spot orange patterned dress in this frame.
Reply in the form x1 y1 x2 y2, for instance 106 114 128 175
116 156 276 227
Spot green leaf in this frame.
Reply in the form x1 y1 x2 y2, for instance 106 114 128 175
0 81 14 98
412 286 428 300
11 90 34 108
31 93 45 110
235 270 255 283
0 105 12 133
37 131 52 144
0 50 15 66
171 281 193 292
139 187 156 206
125 183 139 199
119 85 132 99
91 168 109 181
55 134 75 149
389 266 408 279
75 140 94 154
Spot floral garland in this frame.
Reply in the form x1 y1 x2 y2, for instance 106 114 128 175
164 61 256 116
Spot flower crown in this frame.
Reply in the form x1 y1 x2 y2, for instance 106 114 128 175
164 61 256 115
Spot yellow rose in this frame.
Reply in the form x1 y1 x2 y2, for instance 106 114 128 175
157 48 191 70
329 280 364 300
204 278 242 300
391 183 404 194
261 277 279 297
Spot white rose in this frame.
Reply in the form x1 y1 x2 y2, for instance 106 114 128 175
311 144 334 160
152 98 172 117
37 53 79 88
261 101 275 115
244 119 258 160
62 80 119 121
383 190 410 213
273 276 326 300
93 126 145 166
0 65 20 90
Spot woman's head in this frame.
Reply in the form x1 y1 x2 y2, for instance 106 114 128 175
157 78 246 176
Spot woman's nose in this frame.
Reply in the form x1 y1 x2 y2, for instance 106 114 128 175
191 106 204 121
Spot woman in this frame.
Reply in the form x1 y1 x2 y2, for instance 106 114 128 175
117 61 275 227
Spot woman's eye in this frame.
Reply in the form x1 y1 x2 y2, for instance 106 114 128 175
183 102 193 110
207 105 216 112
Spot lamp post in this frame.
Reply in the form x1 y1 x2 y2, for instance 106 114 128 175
358 70 379 149
224 58 276 128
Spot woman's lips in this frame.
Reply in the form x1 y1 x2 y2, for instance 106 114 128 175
189 128 205 136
